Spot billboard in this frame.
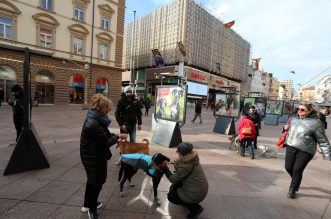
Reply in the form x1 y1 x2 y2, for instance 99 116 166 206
266 100 284 115
155 85 187 123
214 93 240 117
187 81 208 96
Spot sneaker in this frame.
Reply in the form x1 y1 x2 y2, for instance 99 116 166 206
187 206 204 219
81 202 102 213
88 210 99 219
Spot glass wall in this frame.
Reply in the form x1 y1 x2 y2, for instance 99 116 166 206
35 70 55 104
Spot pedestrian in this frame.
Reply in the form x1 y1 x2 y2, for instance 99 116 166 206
191 100 202 124
283 101 330 199
249 105 261 149
80 94 127 219
7 84 24 144
318 106 330 129
144 98 151 116
115 86 142 143
238 112 257 159
163 142 208 219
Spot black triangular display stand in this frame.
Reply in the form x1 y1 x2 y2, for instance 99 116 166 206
3 123 49 175
213 116 236 135
152 120 182 148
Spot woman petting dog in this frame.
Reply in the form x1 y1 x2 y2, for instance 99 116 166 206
163 142 208 219
80 94 128 219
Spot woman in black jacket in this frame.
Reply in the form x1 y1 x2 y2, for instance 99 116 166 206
80 94 127 219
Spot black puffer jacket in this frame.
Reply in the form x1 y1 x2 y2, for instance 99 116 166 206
80 110 119 185
115 94 142 126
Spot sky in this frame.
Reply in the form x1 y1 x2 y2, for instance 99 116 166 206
124 0 331 89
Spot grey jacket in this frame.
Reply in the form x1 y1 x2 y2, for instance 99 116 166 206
285 116 330 160
168 151 209 203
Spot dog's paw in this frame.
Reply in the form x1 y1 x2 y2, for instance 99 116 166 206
129 183 135 187
120 192 126 197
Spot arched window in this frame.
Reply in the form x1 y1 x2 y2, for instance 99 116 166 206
0 65 17 102
69 74 85 103
96 77 108 95
35 70 55 104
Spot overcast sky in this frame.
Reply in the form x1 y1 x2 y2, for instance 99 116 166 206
125 0 331 89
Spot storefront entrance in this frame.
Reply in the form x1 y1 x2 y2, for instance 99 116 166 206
96 77 108 94
69 74 85 104
35 70 55 104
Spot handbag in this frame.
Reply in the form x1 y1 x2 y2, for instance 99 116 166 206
241 124 252 135
276 131 288 148
276 117 292 148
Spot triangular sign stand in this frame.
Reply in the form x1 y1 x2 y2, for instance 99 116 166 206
3 47 49 176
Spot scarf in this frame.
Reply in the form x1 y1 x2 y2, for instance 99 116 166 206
87 109 111 127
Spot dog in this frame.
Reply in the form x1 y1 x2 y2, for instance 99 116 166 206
116 139 150 155
258 145 278 158
170 89 184 120
118 153 170 205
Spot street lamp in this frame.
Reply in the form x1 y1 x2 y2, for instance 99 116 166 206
0 71 9 102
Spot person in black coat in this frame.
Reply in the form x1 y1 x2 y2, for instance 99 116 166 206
319 106 330 129
144 98 151 116
115 86 142 143
80 94 127 219
191 100 202 124
7 84 24 143
249 105 261 149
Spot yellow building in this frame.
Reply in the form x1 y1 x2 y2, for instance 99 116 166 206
0 0 125 105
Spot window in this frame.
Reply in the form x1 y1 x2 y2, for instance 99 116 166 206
74 6 84 22
101 16 109 30
40 28 52 48
73 37 83 54
0 17 13 39
41 0 52 10
99 43 109 59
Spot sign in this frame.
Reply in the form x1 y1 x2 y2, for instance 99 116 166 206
185 67 209 83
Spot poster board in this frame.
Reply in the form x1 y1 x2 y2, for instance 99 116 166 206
243 97 267 117
266 100 284 115
283 101 294 115
214 93 240 118
154 85 187 123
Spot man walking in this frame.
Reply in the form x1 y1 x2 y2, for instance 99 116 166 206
191 100 202 124
249 105 261 149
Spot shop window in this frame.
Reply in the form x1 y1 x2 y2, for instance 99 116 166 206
69 74 85 104
0 16 12 39
35 70 55 104
96 77 108 95
0 65 17 103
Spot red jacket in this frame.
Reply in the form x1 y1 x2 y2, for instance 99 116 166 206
238 116 257 140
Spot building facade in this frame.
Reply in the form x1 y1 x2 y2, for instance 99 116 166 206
0 0 125 105
280 80 293 100
122 0 250 100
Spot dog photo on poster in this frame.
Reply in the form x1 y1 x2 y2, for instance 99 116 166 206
155 85 187 123
214 93 240 117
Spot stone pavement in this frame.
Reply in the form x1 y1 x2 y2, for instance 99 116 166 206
0 104 331 219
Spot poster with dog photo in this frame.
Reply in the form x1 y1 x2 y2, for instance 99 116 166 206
214 93 240 117
266 100 284 115
155 85 187 123
283 101 294 115
243 97 267 117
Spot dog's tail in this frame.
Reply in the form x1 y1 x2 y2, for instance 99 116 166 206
142 139 149 144
118 162 124 182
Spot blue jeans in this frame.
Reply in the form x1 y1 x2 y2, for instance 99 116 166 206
240 138 254 156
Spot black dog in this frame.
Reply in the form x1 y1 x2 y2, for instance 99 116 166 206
118 153 170 204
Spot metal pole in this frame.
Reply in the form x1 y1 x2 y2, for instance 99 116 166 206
131 11 136 86
89 0 95 102
3 75 6 101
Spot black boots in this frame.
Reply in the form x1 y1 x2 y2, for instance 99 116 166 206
287 187 296 199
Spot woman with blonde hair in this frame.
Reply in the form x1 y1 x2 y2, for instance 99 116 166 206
80 94 127 219
283 101 330 199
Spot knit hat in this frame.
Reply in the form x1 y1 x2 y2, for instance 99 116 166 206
152 153 170 165
124 86 133 93
11 84 22 93
176 142 193 156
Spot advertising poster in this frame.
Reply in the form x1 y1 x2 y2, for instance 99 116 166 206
214 93 240 117
243 97 255 114
283 101 294 115
155 85 187 123
266 100 284 115
255 97 267 117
